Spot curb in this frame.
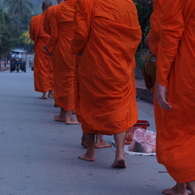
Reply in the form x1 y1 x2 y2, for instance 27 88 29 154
0 66 154 104
136 87 153 104
0 66 8 72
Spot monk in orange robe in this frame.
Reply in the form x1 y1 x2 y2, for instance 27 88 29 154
71 0 141 167
43 5 55 97
29 0 53 99
44 0 79 124
150 0 195 194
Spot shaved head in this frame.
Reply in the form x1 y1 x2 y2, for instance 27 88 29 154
42 0 52 11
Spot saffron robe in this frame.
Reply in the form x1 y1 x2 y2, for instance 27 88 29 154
71 0 141 134
29 12 52 93
45 0 76 111
43 6 55 89
43 6 54 35
154 0 195 183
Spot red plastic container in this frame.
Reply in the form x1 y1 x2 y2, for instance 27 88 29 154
125 120 150 145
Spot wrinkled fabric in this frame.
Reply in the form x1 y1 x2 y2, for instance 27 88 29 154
45 0 76 111
71 0 141 135
43 6 53 35
29 12 52 93
43 6 55 89
152 0 195 183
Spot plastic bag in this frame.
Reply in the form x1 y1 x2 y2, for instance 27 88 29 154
128 128 156 153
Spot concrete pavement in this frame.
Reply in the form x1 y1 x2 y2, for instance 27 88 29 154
0 66 175 195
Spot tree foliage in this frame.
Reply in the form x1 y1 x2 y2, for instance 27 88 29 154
3 0 34 30
133 0 153 49
0 8 16 57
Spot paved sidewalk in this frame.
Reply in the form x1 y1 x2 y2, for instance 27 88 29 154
0 67 175 195
0 65 8 72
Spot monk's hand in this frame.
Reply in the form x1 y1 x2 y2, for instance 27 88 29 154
156 82 172 110
44 46 52 56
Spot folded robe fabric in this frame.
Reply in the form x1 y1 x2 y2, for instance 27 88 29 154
153 0 195 183
46 0 76 111
29 12 52 93
71 0 142 135
43 6 55 89
43 6 54 35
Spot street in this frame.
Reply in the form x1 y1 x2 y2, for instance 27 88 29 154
0 66 174 195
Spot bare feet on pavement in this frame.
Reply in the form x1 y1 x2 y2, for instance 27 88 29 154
162 183 189 195
65 118 80 125
39 96 47 99
94 140 111 148
112 158 126 168
48 90 54 98
78 153 95 161
54 114 66 122
39 92 47 99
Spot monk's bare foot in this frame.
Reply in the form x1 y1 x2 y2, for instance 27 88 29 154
48 90 54 98
48 94 54 98
54 115 66 122
94 141 111 148
39 96 47 99
78 153 95 161
162 184 188 195
81 135 87 148
112 158 126 168
65 118 80 125
81 142 87 148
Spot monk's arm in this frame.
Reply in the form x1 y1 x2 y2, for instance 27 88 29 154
71 0 93 54
156 0 184 87
45 8 59 54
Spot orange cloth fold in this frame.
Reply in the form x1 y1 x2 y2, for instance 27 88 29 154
72 0 141 135
45 0 76 111
151 0 195 183
43 6 55 89
29 12 53 93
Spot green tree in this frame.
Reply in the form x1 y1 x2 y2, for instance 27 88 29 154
20 30 33 52
0 8 15 57
3 0 34 31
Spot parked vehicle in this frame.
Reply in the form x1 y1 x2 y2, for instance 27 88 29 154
10 48 26 73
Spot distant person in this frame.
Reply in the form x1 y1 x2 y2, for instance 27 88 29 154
29 0 54 99
71 0 141 167
44 0 79 124
149 0 195 194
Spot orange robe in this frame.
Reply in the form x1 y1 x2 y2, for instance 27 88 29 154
29 12 52 93
43 6 54 35
43 6 55 89
71 0 141 135
45 0 76 111
154 0 195 183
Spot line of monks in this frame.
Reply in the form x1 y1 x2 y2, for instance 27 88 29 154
29 0 195 194
29 0 78 125
29 0 141 168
